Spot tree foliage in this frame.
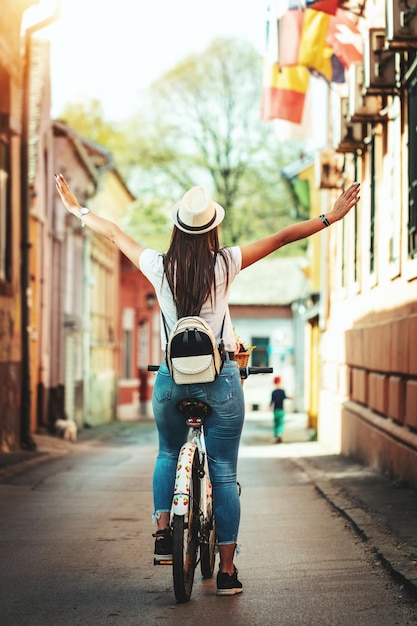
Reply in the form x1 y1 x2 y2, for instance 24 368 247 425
58 99 127 158
124 37 305 250
57 38 308 254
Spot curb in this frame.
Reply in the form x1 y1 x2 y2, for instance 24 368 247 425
0 449 69 480
293 457 417 600
0 434 73 480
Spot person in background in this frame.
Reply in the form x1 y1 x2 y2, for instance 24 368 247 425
270 376 291 443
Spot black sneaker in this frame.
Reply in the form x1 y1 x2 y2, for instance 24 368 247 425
153 527 173 563
216 566 243 596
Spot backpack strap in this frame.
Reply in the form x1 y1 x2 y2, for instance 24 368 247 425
161 308 226 349
161 310 170 345
161 255 226 349
160 254 176 345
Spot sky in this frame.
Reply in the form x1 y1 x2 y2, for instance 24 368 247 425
27 0 268 121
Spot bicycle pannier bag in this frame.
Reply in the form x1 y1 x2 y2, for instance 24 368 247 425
166 316 223 384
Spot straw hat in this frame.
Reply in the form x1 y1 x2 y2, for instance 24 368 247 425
172 186 225 234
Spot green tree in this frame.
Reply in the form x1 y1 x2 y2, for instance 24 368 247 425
57 38 308 253
124 37 305 249
58 98 128 163
58 99 105 142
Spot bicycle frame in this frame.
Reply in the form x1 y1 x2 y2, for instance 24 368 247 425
172 426 212 519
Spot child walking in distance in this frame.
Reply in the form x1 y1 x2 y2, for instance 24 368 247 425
270 376 290 443
55 173 360 595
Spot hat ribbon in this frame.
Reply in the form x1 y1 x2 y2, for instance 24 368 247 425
176 208 217 232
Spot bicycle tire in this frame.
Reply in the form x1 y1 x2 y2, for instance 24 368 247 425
172 449 201 603
200 516 216 579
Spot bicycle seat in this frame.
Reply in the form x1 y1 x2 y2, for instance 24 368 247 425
176 398 212 426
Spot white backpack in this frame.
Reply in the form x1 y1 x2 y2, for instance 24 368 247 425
163 315 224 385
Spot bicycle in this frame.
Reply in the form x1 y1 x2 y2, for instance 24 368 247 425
149 363 273 603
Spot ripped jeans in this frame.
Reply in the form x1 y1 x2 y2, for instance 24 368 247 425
152 358 245 545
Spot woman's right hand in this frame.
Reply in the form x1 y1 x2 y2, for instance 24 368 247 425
327 182 360 224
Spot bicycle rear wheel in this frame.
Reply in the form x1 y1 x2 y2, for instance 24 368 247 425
172 449 201 603
200 515 216 579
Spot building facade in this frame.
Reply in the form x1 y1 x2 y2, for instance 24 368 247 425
0 0 40 451
313 0 417 487
53 121 135 429
117 252 160 420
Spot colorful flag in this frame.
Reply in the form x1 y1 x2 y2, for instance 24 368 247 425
273 87 313 140
308 54 346 83
278 6 361 82
288 0 339 15
278 9 303 67
298 9 333 81
261 63 310 123
330 54 345 83
279 9 334 82
327 9 363 68
261 4 310 123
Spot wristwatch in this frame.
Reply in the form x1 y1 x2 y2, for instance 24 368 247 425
78 207 90 219
78 207 90 228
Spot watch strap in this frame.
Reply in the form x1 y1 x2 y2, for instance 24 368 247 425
319 214 331 227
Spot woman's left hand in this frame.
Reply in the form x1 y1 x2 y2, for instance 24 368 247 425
55 174 82 216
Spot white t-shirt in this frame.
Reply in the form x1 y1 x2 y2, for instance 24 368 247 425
139 247 242 352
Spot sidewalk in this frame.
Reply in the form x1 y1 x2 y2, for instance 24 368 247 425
1 415 417 601
294 454 417 599
0 432 72 479
243 408 417 599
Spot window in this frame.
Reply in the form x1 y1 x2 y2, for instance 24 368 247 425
369 128 376 274
122 308 135 379
122 330 133 378
251 336 270 367
408 55 417 259
353 155 359 283
388 99 401 269
0 139 10 284
0 63 12 288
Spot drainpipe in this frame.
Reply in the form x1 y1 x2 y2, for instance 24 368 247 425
82 231 91 426
20 3 61 449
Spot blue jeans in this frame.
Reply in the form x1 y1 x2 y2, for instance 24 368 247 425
152 358 245 545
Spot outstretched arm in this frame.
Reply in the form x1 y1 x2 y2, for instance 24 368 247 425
55 174 145 269
240 182 360 269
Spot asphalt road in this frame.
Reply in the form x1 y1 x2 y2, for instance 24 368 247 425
1 417 416 626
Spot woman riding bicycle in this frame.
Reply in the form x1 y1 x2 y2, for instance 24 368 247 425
56 174 360 595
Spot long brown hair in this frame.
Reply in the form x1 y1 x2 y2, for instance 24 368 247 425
163 226 232 316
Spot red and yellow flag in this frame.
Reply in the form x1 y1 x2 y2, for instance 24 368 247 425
261 63 310 123
279 9 334 82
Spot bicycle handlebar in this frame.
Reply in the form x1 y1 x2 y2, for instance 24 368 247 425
147 365 273 377
243 366 273 375
239 366 273 379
